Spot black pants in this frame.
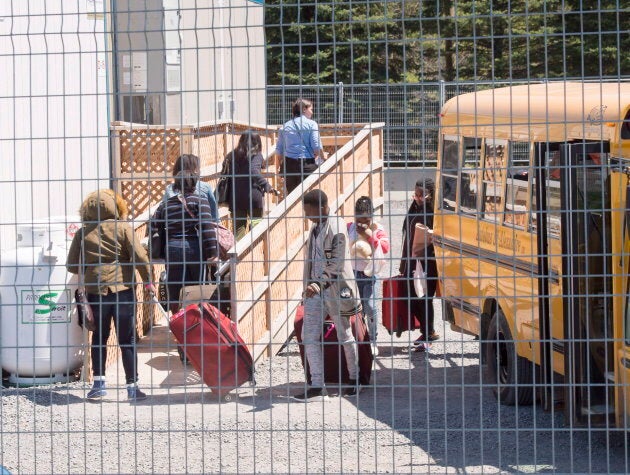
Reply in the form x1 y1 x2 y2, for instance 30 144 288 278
405 257 438 336
88 288 138 384
283 157 318 194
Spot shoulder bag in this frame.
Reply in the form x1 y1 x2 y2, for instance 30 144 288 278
178 194 235 261
149 204 166 260
75 238 97 332
216 155 232 205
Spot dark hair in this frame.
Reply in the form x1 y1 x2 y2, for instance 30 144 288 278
292 98 313 118
303 189 328 208
416 177 435 195
354 196 373 216
235 131 262 159
173 172 198 194
172 154 201 176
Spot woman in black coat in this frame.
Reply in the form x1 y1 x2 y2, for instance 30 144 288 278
399 177 440 349
224 132 280 240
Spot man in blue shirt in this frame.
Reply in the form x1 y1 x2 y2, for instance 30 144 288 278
275 98 326 194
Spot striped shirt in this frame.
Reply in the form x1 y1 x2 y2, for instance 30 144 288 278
154 193 218 259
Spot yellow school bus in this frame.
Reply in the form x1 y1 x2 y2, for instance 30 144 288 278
433 81 630 429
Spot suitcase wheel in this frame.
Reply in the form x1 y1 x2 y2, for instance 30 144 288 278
213 388 235 402
177 347 191 366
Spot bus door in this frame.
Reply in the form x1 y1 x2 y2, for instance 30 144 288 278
614 173 630 428
535 143 562 412
560 142 614 427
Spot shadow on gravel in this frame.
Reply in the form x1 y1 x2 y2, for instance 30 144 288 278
3 388 85 406
236 383 326 412
348 349 629 473
236 381 378 413
130 390 233 406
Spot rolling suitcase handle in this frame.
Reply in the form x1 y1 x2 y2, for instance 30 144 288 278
179 262 218 306
149 292 170 324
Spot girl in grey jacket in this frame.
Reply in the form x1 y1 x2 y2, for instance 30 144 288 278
294 190 362 402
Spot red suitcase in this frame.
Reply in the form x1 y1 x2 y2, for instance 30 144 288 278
382 276 420 337
294 306 373 386
170 302 254 400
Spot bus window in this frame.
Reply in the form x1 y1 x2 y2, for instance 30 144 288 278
460 137 481 214
621 109 630 140
440 136 459 211
545 150 562 238
505 182 529 229
482 139 508 222
530 147 561 237
504 141 531 229
578 152 608 211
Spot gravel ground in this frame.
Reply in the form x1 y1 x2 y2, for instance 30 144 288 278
1 192 628 474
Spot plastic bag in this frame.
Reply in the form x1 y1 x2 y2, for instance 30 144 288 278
364 244 387 278
413 259 427 297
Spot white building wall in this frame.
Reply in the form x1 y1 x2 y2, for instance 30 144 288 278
0 0 266 250
0 0 111 250
180 0 266 125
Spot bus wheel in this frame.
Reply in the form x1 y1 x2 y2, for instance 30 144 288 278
485 309 534 406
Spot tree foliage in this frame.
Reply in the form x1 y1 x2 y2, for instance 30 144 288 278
265 0 628 84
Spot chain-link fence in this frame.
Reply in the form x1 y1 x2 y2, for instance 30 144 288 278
1 1 630 474
268 82 482 165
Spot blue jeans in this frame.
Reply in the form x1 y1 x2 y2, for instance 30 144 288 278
87 288 138 384
355 270 378 342
166 238 204 311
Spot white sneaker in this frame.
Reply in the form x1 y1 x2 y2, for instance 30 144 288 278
370 342 379 357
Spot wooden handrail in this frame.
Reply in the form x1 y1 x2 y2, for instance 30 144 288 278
222 123 384 362
111 118 384 365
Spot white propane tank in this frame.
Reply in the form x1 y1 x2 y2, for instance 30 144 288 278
0 216 84 385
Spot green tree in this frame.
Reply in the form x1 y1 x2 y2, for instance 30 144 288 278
265 0 627 84
561 0 629 78
265 1 425 85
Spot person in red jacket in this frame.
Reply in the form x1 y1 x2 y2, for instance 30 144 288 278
347 196 390 356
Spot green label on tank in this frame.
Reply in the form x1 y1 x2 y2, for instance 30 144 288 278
20 289 72 324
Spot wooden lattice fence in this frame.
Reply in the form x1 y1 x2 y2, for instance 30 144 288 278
110 120 277 220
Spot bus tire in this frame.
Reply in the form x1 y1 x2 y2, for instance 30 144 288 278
485 309 534 406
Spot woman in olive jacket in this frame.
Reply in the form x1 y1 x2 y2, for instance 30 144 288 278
67 189 155 401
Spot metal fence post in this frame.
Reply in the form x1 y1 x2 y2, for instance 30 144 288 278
337 81 344 124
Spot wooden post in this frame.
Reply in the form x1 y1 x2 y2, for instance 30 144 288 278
228 254 238 324
263 228 273 357
377 129 384 198
180 126 193 155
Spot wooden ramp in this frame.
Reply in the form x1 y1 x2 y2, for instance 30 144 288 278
102 120 384 371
